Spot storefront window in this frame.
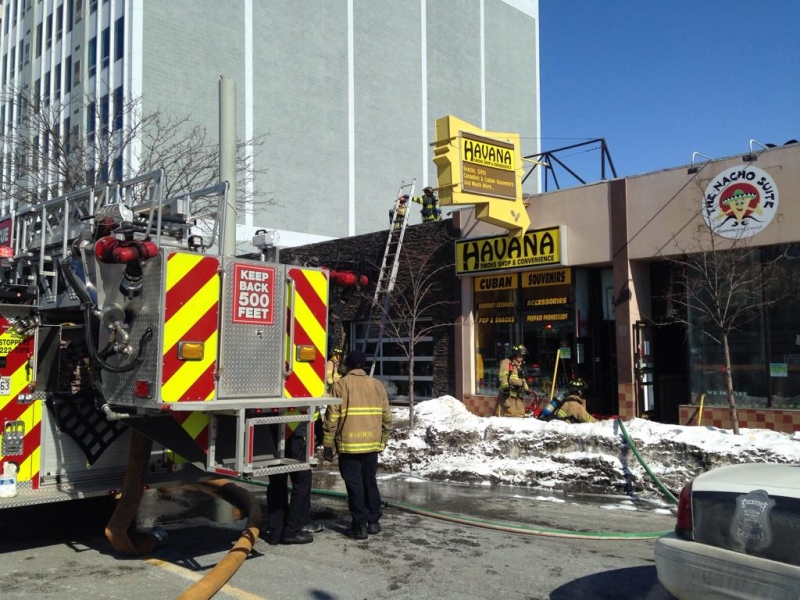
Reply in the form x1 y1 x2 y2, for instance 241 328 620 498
474 268 576 398
688 250 767 407
765 247 800 408
474 275 517 395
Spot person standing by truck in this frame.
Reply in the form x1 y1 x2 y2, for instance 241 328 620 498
322 350 392 540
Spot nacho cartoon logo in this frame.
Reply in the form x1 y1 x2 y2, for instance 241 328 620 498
702 166 778 238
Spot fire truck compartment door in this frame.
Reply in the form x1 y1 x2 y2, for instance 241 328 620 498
217 258 286 398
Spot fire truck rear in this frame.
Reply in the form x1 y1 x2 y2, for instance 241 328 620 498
0 170 333 514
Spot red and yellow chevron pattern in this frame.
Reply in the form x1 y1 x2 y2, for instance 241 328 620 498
162 252 220 403
283 267 328 400
0 318 39 487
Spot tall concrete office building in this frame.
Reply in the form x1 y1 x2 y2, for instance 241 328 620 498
1 0 540 248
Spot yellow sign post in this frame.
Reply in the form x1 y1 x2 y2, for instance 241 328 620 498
432 115 530 235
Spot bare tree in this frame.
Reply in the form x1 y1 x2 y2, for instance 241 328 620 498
661 225 787 434
371 242 457 428
0 87 271 228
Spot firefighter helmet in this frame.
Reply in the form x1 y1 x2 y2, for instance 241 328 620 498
568 378 588 393
511 344 528 357
331 347 343 356
423 186 434 194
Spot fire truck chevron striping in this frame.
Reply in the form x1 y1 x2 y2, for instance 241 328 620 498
0 316 38 488
284 267 329 400
162 253 220 402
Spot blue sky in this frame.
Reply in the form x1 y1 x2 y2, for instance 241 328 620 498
537 1 800 187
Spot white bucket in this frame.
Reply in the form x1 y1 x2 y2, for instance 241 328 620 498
0 462 18 498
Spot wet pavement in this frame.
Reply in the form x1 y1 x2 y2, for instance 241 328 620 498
0 467 677 599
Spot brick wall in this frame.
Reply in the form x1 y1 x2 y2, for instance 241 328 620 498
679 405 800 433
279 220 461 398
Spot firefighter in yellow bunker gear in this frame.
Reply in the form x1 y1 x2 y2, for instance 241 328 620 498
389 196 409 231
496 344 530 418
411 186 442 222
325 347 343 392
555 378 597 423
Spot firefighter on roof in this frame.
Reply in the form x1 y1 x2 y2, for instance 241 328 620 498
496 344 530 418
412 186 441 222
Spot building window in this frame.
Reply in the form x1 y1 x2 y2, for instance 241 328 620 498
1 56 6 86
46 13 52 49
24 42 30 64
56 4 63 41
54 65 61 102
8 49 15 80
88 37 96 77
68 0 74 33
36 22 42 57
101 26 110 69
4 4 9 34
17 41 23 72
65 56 72 90
75 0 83 23
33 79 40 109
113 85 123 131
351 323 436 400
43 70 50 106
100 93 109 135
73 59 81 86
87 99 96 139
90 0 97 13
115 16 124 61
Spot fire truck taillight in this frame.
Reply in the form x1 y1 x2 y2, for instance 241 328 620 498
134 380 153 399
178 342 204 361
295 345 317 362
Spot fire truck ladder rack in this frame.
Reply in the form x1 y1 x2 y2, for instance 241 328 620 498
1 171 177 308
361 179 416 376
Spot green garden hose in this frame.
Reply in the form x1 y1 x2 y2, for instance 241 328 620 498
616 417 679 505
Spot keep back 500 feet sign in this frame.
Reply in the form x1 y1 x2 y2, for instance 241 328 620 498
233 264 274 325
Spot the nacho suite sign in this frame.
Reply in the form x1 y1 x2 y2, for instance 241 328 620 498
702 166 779 238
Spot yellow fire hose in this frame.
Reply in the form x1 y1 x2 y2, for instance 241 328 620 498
175 479 262 600
104 430 160 556
105 430 262 600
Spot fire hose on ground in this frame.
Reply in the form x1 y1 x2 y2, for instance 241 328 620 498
109 417 678 596
105 429 262 600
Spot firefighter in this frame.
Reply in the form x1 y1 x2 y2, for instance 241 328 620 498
412 186 442 222
323 350 392 540
496 344 530 418
317 346 344 450
540 378 597 423
389 195 409 231
325 347 344 392
264 420 315 545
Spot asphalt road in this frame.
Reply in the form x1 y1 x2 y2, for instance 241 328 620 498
0 472 677 600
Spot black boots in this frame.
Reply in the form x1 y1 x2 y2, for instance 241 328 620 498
281 530 314 545
348 522 368 540
367 522 381 535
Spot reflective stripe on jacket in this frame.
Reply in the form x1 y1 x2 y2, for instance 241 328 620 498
324 369 392 453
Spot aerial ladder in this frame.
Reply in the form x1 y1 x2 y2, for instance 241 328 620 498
361 180 416 376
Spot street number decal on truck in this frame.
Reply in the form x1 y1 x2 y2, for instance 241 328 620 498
0 376 10 396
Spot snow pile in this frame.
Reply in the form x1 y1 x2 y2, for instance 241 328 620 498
381 396 800 499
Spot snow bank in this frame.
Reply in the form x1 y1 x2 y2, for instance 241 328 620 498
381 397 800 499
